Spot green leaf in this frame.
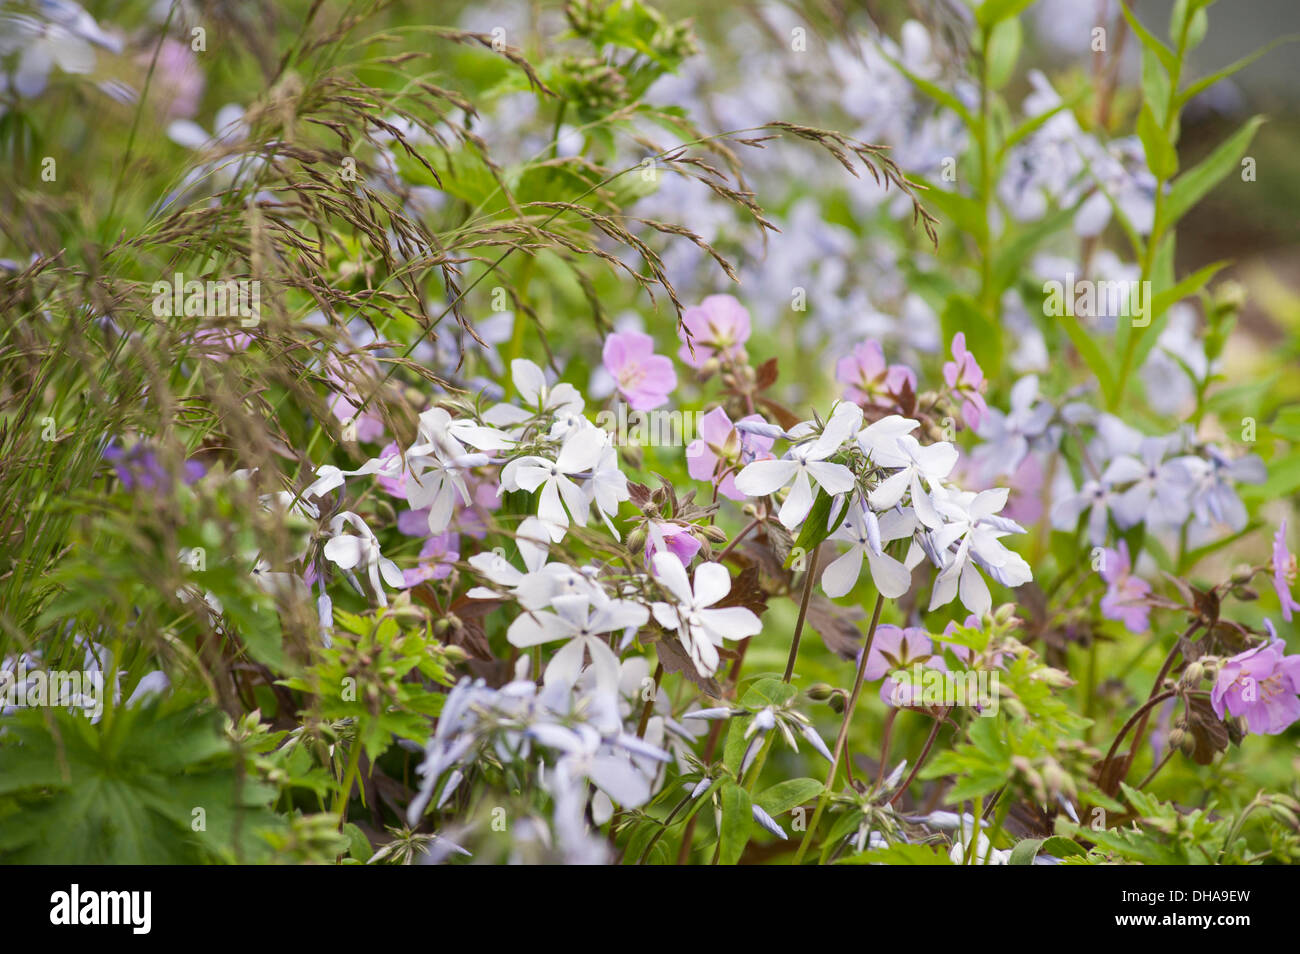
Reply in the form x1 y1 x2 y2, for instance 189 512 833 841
1060 312 1117 402
741 677 798 709
836 842 954 864
999 88 1089 159
786 490 845 565
1176 35 1299 109
1162 116 1263 228
755 778 824 816
0 698 282 863
1137 102 1178 180
1119 1 1177 74
1126 259 1227 373
1141 48 1171 128
885 57 974 128
976 0 1035 29
718 782 753 865
344 822 372 862
1171 0 1208 52
986 17 1022 91
993 201 1081 293
1010 835 1087 864
1009 837 1044 865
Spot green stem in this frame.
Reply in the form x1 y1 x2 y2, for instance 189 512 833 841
782 545 822 683
332 724 365 822
791 594 885 865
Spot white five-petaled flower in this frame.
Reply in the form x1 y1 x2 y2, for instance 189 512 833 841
857 415 956 529
322 511 404 606
415 406 515 456
650 552 762 677
507 591 649 692
822 501 918 599
404 445 489 535
510 358 584 418
501 425 606 541
733 403 861 529
926 487 1032 617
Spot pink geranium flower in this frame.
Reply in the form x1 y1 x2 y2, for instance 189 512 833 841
644 521 703 566
677 295 751 369
401 532 459 588
1272 520 1300 623
864 626 945 706
1099 541 1151 633
192 327 254 361
603 331 676 410
836 340 916 406
685 407 775 501
943 332 988 431
1211 637 1300 735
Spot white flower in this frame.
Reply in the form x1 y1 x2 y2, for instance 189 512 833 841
465 516 551 600
507 590 648 691
651 552 762 677
500 425 606 541
414 406 515 456
821 501 917 599
322 511 404 606
405 447 488 538
949 832 1010 865
858 415 956 528
734 403 861 529
586 442 629 537
510 358 583 418
0 2 119 99
927 488 1032 617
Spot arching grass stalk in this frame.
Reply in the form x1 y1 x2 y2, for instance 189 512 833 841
791 594 885 865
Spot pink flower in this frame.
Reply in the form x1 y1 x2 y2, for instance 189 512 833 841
943 332 987 431
836 340 916 406
328 391 385 443
138 38 204 120
863 626 944 706
375 442 407 498
1099 541 1151 633
401 532 459 588
685 407 775 501
1272 521 1300 623
677 295 751 369
645 521 703 566
603 331 676 410
192 327 253 361
1211 638 1300 735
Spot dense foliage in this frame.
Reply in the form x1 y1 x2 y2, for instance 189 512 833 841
2 0 1298 865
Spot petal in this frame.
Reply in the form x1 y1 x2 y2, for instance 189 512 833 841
700 606 762 640
778 470 815 529
958 562 992 618
323 535 363 570
651 551 694 605
733 458 797 497
865 549 913 599
806 460 855 495
821 546 864 598
691 562 732 608
511 359 546 405
868 470 910 510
